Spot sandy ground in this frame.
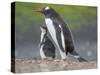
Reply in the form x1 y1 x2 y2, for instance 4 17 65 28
14 59 97 73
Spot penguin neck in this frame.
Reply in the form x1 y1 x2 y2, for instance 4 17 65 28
45 14 65 25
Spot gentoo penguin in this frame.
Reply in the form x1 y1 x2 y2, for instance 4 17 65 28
34 6 87 62
39 26 55 59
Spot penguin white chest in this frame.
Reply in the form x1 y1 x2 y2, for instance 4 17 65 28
45 18 67 59
45 18 58 45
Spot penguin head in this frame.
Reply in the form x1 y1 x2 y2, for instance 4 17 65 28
33 6 58 17
40 26 47 33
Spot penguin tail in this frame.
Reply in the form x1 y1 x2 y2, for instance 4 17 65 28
69 51 88 62
77 57 88 62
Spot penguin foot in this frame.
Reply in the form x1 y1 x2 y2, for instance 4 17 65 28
42 57 54 61
61 59 67 61
47 57 54 61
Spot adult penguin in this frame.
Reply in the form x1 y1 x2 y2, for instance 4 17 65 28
34 6 87 62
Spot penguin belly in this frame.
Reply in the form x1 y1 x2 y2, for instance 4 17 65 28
45 18 58 47
45 18 67 59
40 44 46 59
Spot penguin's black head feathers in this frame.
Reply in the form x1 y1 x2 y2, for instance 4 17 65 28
40 26 47 33
34 6 59 17
42 6 58 17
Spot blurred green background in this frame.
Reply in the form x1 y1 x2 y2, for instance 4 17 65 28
14 2 97 61
15 2 97 32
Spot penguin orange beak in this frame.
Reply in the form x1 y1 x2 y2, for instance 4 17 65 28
33 8 43 13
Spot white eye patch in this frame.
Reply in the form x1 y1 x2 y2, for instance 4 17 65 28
45 6 50 10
